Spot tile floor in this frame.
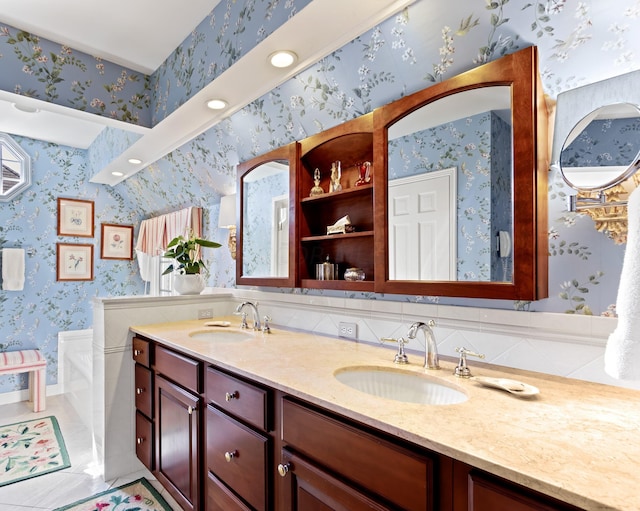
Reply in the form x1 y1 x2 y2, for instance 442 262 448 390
0 395 183 511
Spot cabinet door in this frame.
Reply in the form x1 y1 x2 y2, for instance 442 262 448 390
467 470 584 511
135 410 153 471
279 449 390 511
155 375 201 511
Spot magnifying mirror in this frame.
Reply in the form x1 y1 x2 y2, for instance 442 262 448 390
559 103 640 192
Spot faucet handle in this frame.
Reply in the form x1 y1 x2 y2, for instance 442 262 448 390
262 315 272 334
381 337 409 364
454 347 485 378
239 312 248 329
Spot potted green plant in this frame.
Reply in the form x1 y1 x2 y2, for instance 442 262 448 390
162 234 221 294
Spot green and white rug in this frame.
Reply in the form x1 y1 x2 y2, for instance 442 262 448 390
54 478 174 511
0 415 71 487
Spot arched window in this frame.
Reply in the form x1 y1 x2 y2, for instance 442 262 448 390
0 133 31 202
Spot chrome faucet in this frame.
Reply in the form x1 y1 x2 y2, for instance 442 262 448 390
234 301 261 331
407 320 440 370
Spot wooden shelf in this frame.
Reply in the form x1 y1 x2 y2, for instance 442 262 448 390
301 231 374 243
301 184 372 204
300 279 374 292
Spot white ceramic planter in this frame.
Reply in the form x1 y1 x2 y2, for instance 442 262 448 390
173 274 205 295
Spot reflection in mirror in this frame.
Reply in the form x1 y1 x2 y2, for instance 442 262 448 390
559 102 640 192
0 133 31 202
387 86 513 283
241 160 290 278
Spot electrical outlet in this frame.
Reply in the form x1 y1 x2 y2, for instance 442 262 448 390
339 322 358 339
198 308 213 320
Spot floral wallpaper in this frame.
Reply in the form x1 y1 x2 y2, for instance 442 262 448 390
0 26 151 126
0 0 639 395
0 136 144 393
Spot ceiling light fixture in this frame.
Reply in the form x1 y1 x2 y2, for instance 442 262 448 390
111 171 124 177
206 99 228 110
127 158 142 165
268 50 297 68
12 103 40 114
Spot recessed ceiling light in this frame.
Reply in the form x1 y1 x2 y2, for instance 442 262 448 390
206 99 228 110
12 103 39 114
127 158 142 165
269 50 297 68
111 171 124 177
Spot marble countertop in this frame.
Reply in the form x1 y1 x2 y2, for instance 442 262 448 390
131 317 640 511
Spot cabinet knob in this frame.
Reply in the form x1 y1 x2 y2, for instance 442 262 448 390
225 391 239 402
277 463 290 477
134 349 142 356
225 450 237 462
137 437 144 445
136 387 144 395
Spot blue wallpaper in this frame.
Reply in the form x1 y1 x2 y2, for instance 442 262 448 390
0 137 144 392
0 0 638 394
0 26 151 126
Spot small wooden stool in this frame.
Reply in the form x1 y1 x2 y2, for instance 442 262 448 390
0 349 46 412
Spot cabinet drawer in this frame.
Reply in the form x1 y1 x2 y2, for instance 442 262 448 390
135 411 153 471
155 345 201 393
468 471 584 511
205 366 269 430
282 398 433 511
206 405 269 511
134 364 153 418
132 337 151 367
207 471 252 511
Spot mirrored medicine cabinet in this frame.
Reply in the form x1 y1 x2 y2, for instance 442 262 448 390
236 142 298 288
236 46 549 300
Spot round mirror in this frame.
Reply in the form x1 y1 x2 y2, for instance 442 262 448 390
559 103 640 192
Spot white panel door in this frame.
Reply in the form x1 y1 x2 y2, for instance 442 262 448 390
388 168 456 280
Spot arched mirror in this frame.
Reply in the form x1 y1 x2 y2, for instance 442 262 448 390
236 142 298 287
0 133 31 202
374 46 549 300
559 103 640 192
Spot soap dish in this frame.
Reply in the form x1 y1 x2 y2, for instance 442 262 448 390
204 320 231 327
471 376 539 397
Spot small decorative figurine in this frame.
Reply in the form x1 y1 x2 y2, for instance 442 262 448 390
355 161 371 186
330 161 342 192
310 168 325 196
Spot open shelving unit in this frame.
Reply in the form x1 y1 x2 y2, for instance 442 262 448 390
297 113 375 291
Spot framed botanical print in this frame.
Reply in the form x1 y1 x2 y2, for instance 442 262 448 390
56 243 94 281
101 223 134 260
57 197 94 237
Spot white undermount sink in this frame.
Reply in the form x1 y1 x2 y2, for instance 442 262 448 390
334 366 468 405
188 329 253 342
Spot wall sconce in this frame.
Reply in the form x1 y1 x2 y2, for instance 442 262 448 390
218 194 237 259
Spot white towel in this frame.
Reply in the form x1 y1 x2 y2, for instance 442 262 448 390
605 185 640 380
2 248 25 291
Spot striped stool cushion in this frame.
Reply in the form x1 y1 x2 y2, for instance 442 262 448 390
0 349 46 373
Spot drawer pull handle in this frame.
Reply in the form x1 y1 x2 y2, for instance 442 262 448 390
137 437 144 445
136 387 144 395
134 349 142 356
225 391 239 402
225 450 237 462
278 463 290 477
